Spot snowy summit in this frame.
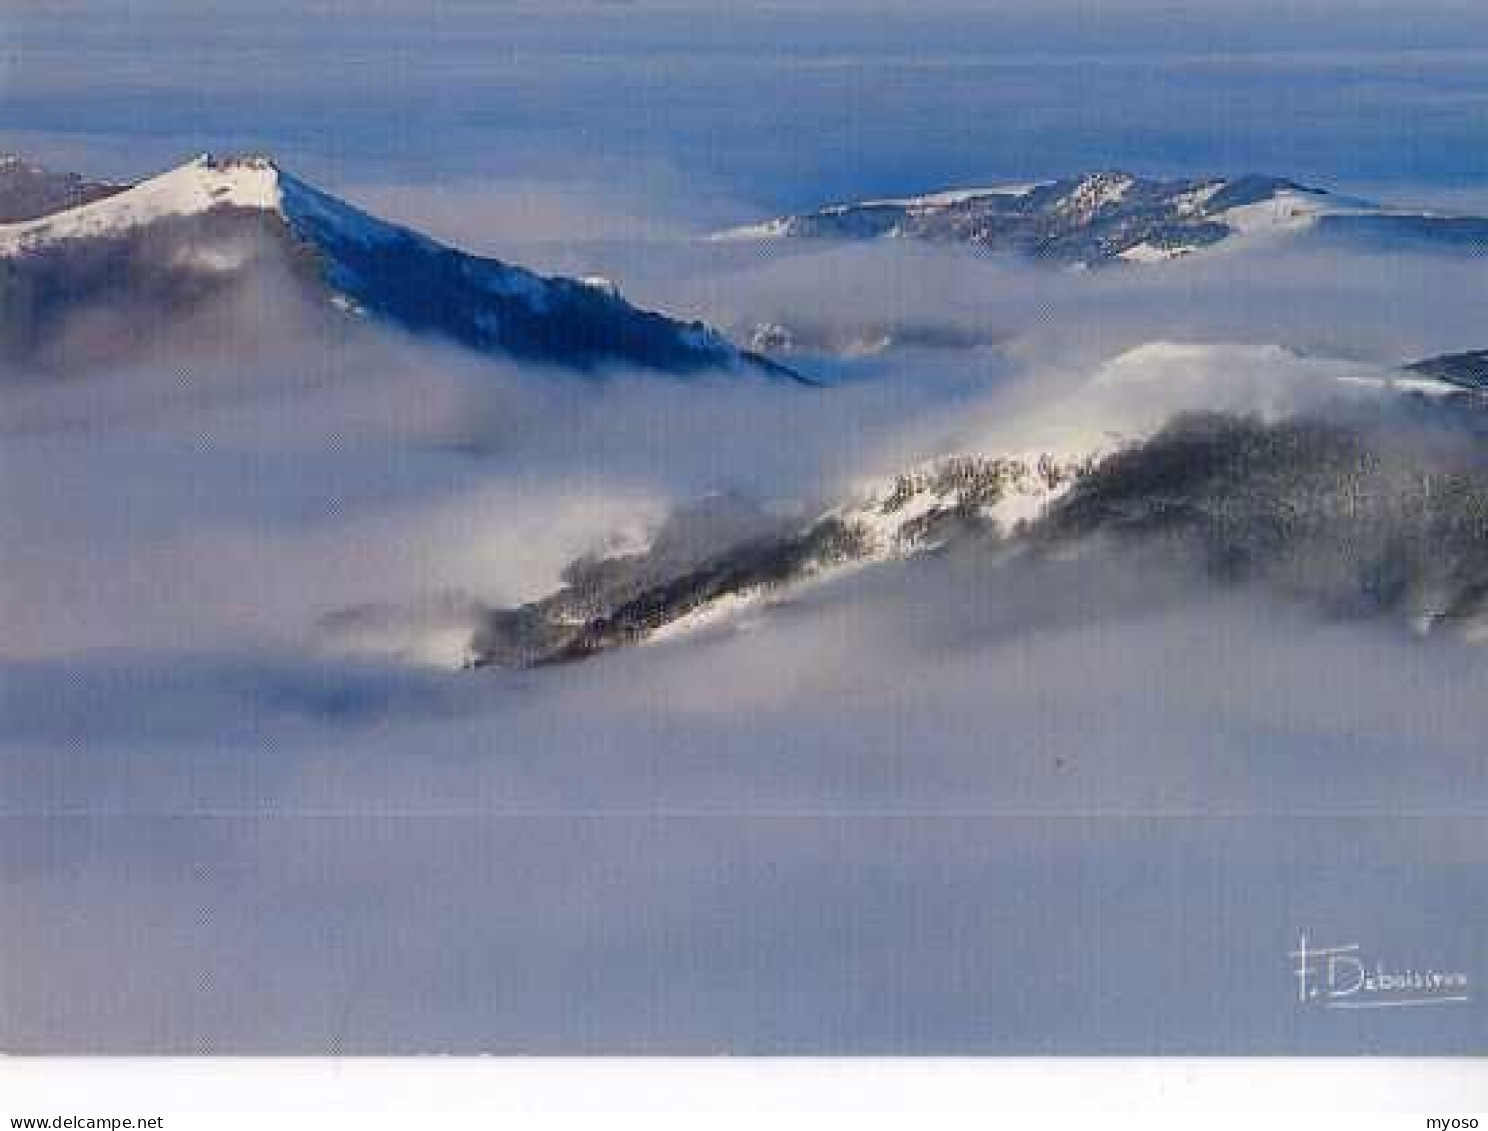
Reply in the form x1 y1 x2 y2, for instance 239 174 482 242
0 154 800 380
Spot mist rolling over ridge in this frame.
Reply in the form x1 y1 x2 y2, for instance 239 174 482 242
3 1 1488 1059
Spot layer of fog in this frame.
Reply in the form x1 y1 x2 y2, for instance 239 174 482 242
5 564 1487 1052
4 182 1488 1051
333 167 1488 373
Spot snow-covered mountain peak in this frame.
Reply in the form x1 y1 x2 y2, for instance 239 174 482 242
189 153 284 207
0 153 285 252
1 152 802 380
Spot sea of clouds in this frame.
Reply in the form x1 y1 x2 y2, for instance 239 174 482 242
3 140 1488 1052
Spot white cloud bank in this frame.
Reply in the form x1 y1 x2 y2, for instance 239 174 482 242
2 183 1487 1052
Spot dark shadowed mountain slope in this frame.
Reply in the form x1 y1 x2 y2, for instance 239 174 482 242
1406 349 1488 392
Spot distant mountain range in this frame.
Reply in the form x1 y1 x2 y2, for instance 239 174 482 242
0 155 127 222
716 170 1488 266
0 153 799 379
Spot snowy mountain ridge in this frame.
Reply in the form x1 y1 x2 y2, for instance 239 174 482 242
0 154 799 380
436 340 1488 669
715 170 1480 265
0 155 281 252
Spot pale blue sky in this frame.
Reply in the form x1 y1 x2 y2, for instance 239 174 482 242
7 1 1488 209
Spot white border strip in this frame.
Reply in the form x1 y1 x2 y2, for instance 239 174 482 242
1 1059 1485 1128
